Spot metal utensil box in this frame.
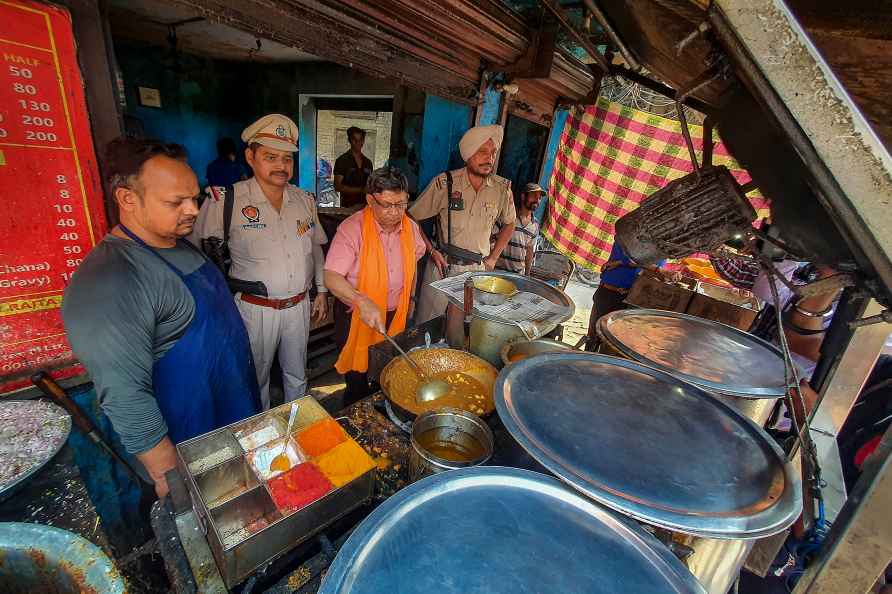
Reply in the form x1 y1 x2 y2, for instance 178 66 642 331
175 397 374 588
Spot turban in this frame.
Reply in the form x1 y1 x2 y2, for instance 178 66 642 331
459 125 504 161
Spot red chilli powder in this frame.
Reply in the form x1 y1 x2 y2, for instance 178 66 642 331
268 462 333 512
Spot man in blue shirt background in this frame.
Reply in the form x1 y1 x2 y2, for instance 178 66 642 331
585 240 660 350
205 137 245 187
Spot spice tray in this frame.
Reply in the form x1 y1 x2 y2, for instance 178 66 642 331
176 397 375 588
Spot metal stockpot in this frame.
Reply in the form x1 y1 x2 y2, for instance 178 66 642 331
408 408 493 482
445 271 574 367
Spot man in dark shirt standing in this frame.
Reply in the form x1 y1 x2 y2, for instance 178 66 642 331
333 126 373 208
63 138 260 497
205 137 245 187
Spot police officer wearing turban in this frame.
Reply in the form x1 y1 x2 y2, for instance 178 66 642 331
409 125 516 323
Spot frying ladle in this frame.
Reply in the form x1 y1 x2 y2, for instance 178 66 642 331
381 333 450 403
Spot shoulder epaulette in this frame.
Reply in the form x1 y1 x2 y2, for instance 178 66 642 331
207 186 227 202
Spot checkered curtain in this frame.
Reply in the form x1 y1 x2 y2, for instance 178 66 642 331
542 98 769 272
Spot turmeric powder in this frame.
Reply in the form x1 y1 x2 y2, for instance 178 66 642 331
314 440 376 487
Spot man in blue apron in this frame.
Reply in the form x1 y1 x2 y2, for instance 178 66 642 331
62 138 261 498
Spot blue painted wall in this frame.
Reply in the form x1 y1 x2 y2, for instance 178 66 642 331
418 95 472 193
497 114 549 199
535 108 569 222
115 40 397 188
478 87 502 126
298 96 317 193
116 43 248 184
388 113 424 194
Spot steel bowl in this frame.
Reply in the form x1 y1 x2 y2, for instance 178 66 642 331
500 338 574 367
472 275 518 306
408 408 493 482
0 522 127 593
445 271 574 366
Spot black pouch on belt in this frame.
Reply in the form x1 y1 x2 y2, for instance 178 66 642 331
199 185 268 297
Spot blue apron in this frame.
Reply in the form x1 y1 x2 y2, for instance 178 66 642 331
119 225 261 443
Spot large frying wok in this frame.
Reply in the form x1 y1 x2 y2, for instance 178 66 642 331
379 347 497 423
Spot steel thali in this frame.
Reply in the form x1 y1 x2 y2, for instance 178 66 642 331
495 352 801 539
0 400 72 503
598 309 787 398
319 466 706 594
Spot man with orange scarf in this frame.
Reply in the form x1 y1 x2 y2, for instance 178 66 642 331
324 167 426 403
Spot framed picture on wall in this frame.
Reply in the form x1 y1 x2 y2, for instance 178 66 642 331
137 86 162 108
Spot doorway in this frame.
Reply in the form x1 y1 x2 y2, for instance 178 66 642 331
316 108 393 206
297 95 393 203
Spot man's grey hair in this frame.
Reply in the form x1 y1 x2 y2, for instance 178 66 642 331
366 166 408 195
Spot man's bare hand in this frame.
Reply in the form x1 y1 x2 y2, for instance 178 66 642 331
154 475 170 499
312 293 328 322
430 249 447 276
483 255 497 271
136 436 177 500
356 294 385 332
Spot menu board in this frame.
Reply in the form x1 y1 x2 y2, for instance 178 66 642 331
0 0 107 392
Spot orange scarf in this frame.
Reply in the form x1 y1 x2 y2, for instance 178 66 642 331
335 207 416 374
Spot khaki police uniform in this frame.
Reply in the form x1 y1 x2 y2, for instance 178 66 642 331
190 114 327 408
409 167 515 323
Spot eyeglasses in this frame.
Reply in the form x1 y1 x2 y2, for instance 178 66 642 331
371 195 409 211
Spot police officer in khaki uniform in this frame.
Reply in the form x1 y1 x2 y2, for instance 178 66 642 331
191 114 328 409
409 125 516 324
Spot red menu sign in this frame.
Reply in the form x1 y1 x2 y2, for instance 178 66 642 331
0 0 107 392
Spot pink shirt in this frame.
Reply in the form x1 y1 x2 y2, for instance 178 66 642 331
324 208 426 310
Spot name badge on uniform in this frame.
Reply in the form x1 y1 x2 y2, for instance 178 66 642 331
296 218 315 237
449 191 464 211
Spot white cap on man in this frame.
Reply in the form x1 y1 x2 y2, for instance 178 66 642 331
241 113 299 152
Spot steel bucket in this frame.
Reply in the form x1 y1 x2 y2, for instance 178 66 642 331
445 271 574 367
408 408 494 482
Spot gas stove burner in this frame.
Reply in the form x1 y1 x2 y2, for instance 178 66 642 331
383 399 411 433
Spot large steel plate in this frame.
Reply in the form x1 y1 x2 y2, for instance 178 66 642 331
495 353 801 538
0 400 71 503
319 466 705 594
598 309 786 398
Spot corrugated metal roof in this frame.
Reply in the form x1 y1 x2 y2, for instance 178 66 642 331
172 0 595 119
